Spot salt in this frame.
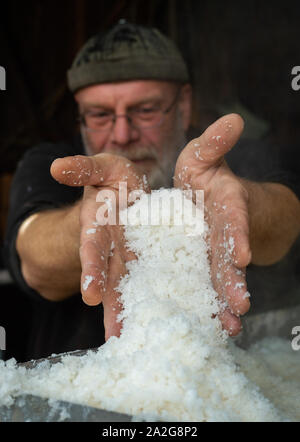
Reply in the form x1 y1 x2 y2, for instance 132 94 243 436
86 228 96 235
82 275 95 291
0 189 298 422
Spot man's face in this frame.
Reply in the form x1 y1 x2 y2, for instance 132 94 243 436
75 80 191 188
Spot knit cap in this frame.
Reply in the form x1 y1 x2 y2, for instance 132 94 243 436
67 20 189 93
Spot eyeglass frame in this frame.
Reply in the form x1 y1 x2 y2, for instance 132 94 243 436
77 87 182 132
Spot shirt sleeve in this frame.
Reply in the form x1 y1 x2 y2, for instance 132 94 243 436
225 138 300 199
2 142 83 302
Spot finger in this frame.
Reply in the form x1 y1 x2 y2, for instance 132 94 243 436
102 248 127 341
219 207 251 270
224 266 251 316
102 289 123 341
218 308 242 337
210 220 251 317
80 237 109 306
227 220 252 269
174 113 244 188
50 153 150 193
213 255 250 316
101 226 136 340
209 196 251 264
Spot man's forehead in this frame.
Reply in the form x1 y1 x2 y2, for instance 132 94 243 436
75 80 178 107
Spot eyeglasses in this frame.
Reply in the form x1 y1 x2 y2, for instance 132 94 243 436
78 88 181 132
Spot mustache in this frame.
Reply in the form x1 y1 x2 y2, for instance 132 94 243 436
103 146 160 162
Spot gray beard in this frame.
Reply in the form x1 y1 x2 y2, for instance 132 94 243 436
80 121 187 190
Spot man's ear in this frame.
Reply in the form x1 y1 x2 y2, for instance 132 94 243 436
178 83 192 131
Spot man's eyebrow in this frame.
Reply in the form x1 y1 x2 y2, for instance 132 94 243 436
132 96 162 106
81 96 163 110
80 104 111 111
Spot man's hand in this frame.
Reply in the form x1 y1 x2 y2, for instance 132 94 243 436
174 114 251 336
51 153 149 340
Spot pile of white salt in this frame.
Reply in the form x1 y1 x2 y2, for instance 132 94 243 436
0 189 299 421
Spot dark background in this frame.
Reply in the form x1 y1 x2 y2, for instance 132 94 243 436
0 0 299 361
1 0 300 175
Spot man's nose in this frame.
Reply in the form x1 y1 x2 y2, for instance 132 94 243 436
110 115 139 145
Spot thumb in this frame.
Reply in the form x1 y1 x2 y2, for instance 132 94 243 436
174 113 244 187
50 153 150 193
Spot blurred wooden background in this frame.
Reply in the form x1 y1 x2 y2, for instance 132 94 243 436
0 0 300 243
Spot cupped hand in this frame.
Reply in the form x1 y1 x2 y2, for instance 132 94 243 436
174 114 251 336
51 153 149 340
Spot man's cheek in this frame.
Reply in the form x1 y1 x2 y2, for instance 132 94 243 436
87 134 108 155
140 131 161 152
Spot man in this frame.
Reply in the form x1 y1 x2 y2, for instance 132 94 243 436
4 22 300 360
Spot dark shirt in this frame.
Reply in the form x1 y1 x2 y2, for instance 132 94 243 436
3 135 300 360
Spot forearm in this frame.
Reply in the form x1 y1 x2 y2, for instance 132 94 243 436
16 200 82 301
243 180 300 265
